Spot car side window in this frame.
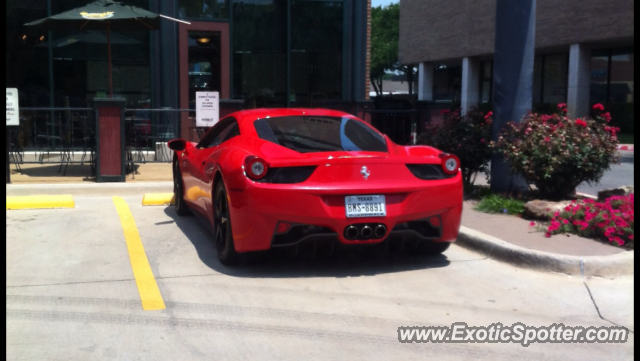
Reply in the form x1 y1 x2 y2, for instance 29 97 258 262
220 122 240 144
196 118 239 149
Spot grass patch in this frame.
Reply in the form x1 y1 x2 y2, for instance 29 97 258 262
475 194 526 216
618 133 634 144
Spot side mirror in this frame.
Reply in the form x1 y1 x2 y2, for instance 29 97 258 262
167 139 186 152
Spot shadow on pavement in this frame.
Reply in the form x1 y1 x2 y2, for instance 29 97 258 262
163 206 451 279
12 164 95 179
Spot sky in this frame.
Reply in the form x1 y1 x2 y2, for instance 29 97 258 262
372 0 398 8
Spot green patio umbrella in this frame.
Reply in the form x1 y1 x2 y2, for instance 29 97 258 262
25 0 189 97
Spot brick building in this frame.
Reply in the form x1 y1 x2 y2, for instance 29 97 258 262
399 0 634 132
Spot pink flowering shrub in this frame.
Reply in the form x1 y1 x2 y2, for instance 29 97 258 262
545 194 634 248
418 107 492 187
493 103 620 200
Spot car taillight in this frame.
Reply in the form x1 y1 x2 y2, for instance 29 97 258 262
439 153 460 175
244 156 268 180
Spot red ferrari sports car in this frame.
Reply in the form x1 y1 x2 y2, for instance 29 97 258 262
168 108 462 265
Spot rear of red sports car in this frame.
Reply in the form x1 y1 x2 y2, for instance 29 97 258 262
172 108 462 264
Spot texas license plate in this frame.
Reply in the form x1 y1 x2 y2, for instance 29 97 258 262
345 195 386 218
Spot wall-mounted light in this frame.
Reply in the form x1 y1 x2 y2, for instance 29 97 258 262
39 35 45 41
197 37 211 44
22 35 27 40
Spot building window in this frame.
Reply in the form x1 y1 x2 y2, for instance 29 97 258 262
533 54 568 106
7 0 151 108
232 0 344 107
591 47 634 134
290 0 344 106
480 61 492 103
6 0 49 107
232 0 288 106
433 64 462 102
177 0 230 20
591 48 634 104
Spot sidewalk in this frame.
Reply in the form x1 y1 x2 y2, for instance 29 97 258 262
6 161 633 276
461 201 625 257
8 162 173 184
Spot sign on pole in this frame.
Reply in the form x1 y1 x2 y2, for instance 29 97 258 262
6 88 19 126
196 91 219 127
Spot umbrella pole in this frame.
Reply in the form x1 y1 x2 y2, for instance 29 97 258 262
107 22 113 98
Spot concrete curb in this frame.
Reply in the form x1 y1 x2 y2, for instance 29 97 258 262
577 192 598 200
457 226 634 278
6 182 173 197
142 193 175 206
6 195 75 210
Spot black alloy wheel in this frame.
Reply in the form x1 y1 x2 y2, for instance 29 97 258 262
173 159 191 216
214 181 240 265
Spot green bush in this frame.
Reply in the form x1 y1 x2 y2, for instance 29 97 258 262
418 107 492 187
492 103 620 200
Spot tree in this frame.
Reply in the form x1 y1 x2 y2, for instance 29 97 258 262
370 3 416 96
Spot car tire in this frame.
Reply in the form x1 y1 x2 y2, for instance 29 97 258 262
417 241 451 255
173 160 191 216
214 181 241 266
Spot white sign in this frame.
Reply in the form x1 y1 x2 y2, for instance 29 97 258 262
196 91 219 127
6 88 19 126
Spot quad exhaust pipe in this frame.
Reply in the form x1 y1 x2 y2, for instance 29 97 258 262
361 225 373 239
345 225 359 240
374 224 387 238
343 224 387 240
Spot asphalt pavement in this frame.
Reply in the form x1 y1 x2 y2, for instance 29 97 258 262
6 196 634 360
5 150 635 359
577 151 635 196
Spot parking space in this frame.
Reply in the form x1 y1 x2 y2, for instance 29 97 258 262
6 195 634 360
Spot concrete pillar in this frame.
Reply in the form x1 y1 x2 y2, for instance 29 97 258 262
491 0 535 195
461 57 480 114
567 44 591 118
418 62 434 101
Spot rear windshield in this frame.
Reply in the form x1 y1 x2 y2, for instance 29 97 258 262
254 116 387 153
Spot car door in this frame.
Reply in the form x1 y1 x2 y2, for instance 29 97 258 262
199 119 240 225
178 140 203 210
184 120 232 212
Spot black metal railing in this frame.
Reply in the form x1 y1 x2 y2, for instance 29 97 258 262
9 107 95 165
8 100 450 178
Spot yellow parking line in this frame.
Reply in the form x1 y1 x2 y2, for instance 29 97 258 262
112 197 166 311
142 193 174 206
6 195 75 210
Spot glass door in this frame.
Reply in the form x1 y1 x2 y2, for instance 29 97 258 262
178 22 230 140
187 31 222 110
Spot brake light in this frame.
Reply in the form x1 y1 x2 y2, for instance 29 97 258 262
244 156 268 180
439 153 460 175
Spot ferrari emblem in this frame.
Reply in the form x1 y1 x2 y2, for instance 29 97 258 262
360 166 370 180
